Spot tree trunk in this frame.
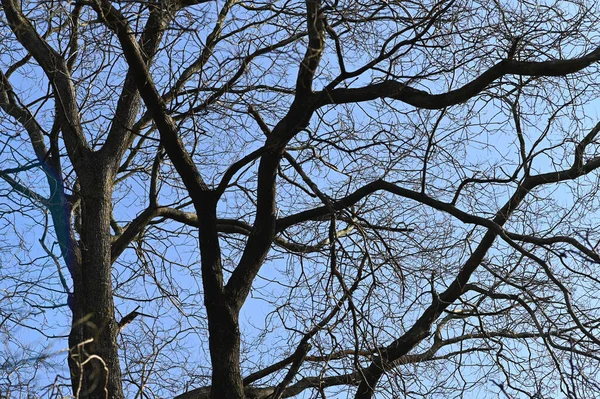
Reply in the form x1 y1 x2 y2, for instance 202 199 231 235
206 300 244 399
69 168 124 399
193 198 246 399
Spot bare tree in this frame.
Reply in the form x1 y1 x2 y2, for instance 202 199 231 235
3 0 600 398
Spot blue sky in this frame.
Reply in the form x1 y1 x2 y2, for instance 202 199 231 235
4 1 600 398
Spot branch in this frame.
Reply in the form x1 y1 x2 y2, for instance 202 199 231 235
100 0 178 165
2 0 90 165
112 203 355 265
215 146 267 198
92 0 210 200
320 47 600 109
0 70 48 162
266 342 311 399
174 373 359 399
276 179 494 232
278 121 600 233
506 232 600 263
0 169 49 206
223 0 329 309
111 206 158 263
296 0 326 96
117 306 155 331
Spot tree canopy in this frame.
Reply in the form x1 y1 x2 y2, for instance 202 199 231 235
3 0 600 398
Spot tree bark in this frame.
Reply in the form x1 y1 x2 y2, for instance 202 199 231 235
192 196 246 399
69 164 123 399
205 298 244 399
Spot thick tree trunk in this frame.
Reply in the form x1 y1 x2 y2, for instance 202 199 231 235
206 300 244 399
69 169 124 399
193 198 246 399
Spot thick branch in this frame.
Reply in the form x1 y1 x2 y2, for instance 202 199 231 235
321 47 600 109
296 0 326 96
174 373 359 399
92 0 210 201
100 0 177 165
2 0 90 165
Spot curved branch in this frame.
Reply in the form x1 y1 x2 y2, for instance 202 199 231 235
321 47 600 109
2 0 90 164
